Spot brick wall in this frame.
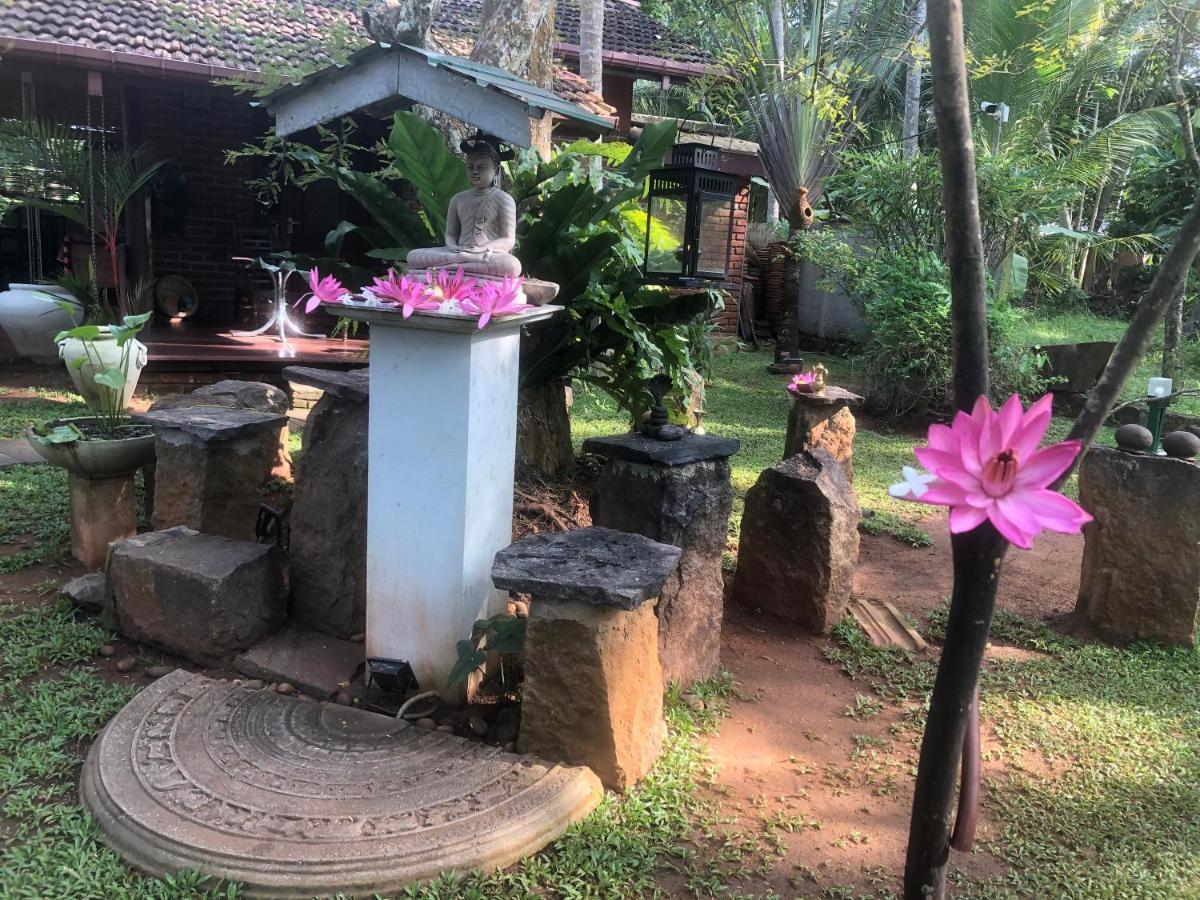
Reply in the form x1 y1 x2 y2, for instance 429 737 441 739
711 183 749 335
137 84 269 325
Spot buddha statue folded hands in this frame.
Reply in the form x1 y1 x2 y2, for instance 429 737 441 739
407 132 523 278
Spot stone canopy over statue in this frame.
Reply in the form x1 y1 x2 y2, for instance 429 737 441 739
407 132 522 278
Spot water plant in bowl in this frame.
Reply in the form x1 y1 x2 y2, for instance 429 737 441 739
27 311 156 478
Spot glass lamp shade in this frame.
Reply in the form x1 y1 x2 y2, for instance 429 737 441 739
1147 377 1173 398
643 163 738 284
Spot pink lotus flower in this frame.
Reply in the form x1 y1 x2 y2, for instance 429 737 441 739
426 267 478 303
370 270 440 318
788 372 816 395
299 269 347 314
459 277 532 329
890 394 1092 549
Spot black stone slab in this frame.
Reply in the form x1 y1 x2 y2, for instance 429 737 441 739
492 527 682 610
283 366 370 402
134 407 287 441
582 432 740 467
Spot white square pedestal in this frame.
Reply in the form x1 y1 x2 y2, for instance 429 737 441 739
332 303 560 699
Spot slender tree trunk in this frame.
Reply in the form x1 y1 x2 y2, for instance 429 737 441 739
579 0 604 92
902 0 927 156
1163 30 1200 359
527 1 557 158
904 1 1009 897
471 0 554 76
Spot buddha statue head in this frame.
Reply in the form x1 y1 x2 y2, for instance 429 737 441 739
459 132 513 191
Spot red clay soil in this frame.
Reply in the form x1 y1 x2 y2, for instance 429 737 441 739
705 515 1084 896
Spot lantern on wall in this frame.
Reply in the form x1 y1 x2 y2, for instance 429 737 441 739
642 143 738 285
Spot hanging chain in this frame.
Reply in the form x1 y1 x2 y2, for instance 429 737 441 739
86 91 100 302
20 74 43 281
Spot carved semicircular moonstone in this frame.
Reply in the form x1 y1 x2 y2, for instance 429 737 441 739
81 671 603 898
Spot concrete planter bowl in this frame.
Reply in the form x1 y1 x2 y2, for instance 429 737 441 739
26 417 157 479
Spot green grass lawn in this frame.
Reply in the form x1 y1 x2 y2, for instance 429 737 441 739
0 319 1195 898
1014 309 1200 416
827 611 1200 898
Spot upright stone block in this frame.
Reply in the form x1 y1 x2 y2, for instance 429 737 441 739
105 526 285 665
148 379 291 478
136 407 288 541
1076 447 1200 647
284 366 370 638
783 386 863 481
493 527 682 791
68 473 136 568
584 432 739 687
733 449 860 632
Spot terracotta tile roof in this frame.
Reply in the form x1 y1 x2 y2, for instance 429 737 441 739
0 1 710 86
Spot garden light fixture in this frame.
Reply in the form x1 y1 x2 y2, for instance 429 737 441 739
642 143 738 285
1147 377 1173 455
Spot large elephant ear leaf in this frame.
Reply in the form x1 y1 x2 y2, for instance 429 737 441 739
329 166 435 253
596 119 679 220
387 111 471 237
515 183 602 273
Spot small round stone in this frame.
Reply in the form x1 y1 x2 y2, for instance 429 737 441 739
503 741 517 753
468 716 488 737
349 632 366 643
335 689 353 706
99 644 116 658
1115 423 1153 452
275 682 295 695
656 424 686 441
414 717 437 730
1162 430 1200 459
115 656 137 673
436 724 455 733
145 665 173 679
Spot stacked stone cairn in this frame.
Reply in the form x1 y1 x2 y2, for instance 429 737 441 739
101 381 295 668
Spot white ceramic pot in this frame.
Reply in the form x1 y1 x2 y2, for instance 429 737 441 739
59 327 149 412
26 417 157 479
0 284 83 363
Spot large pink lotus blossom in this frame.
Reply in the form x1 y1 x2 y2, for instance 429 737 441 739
299 269 347 314
426 267 478 303
370 270 440 318
459 277 532 329
889 393 1092 549
787 372 817 395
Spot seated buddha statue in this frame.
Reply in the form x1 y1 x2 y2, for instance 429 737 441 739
406 132 522 278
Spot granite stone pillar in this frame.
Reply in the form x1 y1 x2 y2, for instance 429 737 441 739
783 386 863 481
492 528 681 791
733 449 861 632
583 432 739 688
283 366 370 638
135 407 288 542
1076 446 1200 647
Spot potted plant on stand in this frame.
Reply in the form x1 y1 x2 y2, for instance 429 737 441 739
26 311 156 567
0 117 166 360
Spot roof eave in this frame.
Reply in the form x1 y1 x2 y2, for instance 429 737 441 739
0 36 252 82
554 43 714 79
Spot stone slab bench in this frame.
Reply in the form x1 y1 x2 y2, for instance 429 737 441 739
493 527 681 791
